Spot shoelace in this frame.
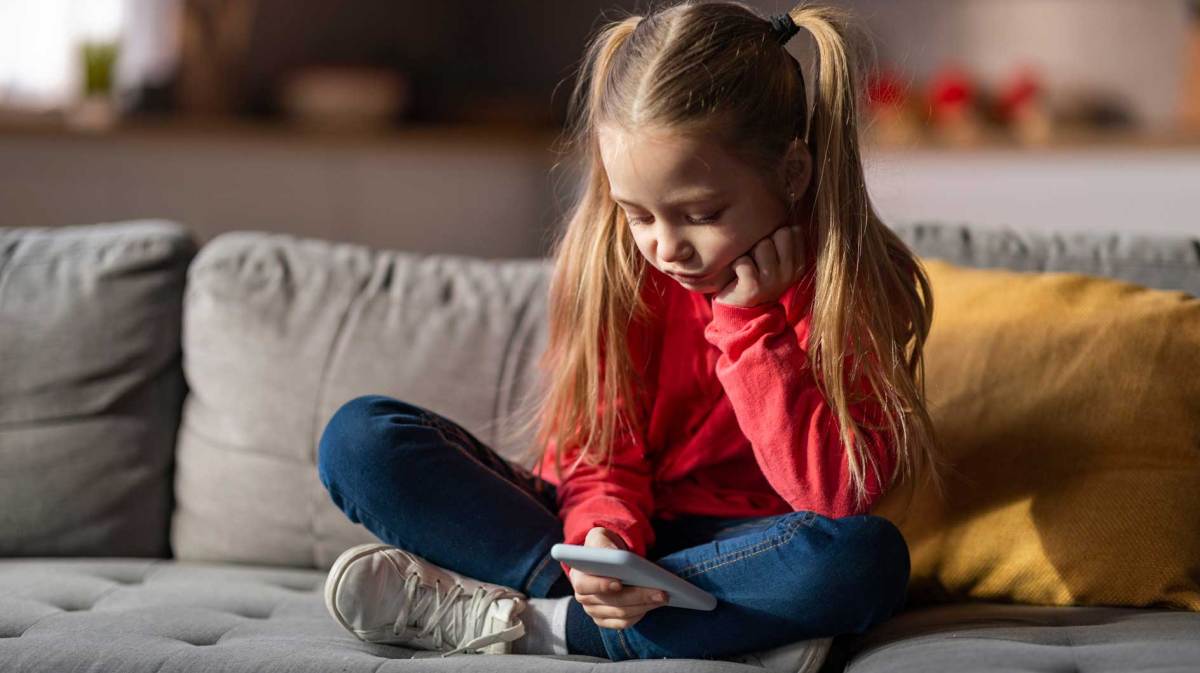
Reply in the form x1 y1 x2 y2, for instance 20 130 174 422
392 571 524 657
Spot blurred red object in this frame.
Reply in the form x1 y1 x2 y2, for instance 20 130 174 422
863 68 923 146
996 65 1042 123
866 69 908 109
996 64 1054 145
926 64 986 146
928 65 975 122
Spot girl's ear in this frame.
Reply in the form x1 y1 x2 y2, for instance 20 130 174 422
783 137 814 203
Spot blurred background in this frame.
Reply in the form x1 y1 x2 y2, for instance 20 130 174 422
1 0 1197 257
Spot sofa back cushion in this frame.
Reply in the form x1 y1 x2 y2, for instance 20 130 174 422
872 258 1200 610
891 222 1200 297
171 232 551 568
173 222 1199 571
884 223 1200 610
0 220 194 558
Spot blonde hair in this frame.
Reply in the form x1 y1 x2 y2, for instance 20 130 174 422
505 0 946 510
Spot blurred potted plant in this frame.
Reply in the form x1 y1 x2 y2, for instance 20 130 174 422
66 40 120 131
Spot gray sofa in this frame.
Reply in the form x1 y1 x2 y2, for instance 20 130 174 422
1 219 1197 672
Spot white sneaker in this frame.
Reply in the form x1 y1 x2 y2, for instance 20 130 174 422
324 542 528 656
724 636 833 673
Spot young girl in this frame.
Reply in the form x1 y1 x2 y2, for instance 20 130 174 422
317 0 944 667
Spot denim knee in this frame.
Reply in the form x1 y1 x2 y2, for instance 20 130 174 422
834 514 911 625
317 394 425 492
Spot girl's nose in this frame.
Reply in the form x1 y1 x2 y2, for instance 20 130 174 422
660 242 693 265
657 230 693 264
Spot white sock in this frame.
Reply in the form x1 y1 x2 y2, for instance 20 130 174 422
510 596 571 655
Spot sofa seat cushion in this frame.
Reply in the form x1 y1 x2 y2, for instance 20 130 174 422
0 558 611 671
3 559 1198 672
839 601 1200 673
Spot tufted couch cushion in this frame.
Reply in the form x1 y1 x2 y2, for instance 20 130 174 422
839 601 1200 673
2 558 1197 672
0 558 609 671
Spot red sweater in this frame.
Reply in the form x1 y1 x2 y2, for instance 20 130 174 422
537 265 895 575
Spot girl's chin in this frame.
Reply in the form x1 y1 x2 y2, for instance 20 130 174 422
654 265 725 292
674 276 722 293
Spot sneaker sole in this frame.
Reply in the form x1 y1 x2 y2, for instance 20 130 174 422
323 541 398 639
797 637 833 673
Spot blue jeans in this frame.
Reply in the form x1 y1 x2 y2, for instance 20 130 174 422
317 394 911 662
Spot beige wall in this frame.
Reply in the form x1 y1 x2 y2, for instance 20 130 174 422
0 126 573 258
3 126 1196 258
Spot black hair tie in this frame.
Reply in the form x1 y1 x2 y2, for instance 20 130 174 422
768 13 801 44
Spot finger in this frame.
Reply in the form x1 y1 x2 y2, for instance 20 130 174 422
774 225 794 282
594 586 666 607
571 571 621 596
715 274 738 301
584 603 655 620
731 255 758 293
584 601 652 618
791 225 806 281
594 616 642 630
632 587 668 605
753 236 779 281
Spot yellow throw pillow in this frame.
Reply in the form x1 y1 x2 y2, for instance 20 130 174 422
872 257 1200 611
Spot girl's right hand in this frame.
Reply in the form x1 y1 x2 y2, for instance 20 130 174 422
714 223 805 308
567 526 669 630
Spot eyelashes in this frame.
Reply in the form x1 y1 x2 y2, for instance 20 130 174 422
689 211 723 224
624 210 724 225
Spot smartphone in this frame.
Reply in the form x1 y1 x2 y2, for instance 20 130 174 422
550 543 718 611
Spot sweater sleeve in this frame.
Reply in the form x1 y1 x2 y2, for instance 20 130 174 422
548 307 660 578
701 293 895 518
550 402 656 577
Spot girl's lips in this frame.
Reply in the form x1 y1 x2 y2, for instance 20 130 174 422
668 270 710 281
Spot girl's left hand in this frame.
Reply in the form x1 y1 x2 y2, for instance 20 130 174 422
714 224 805 308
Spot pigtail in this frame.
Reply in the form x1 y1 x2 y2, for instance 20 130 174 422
503 14 654 486
788 4 947 508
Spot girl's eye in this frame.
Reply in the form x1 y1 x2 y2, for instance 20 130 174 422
624 210 723 225
689 210 722 224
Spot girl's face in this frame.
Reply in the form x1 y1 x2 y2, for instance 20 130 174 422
598 124 809 296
